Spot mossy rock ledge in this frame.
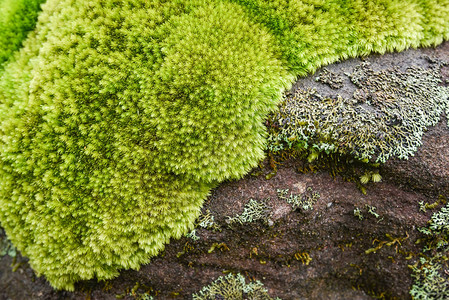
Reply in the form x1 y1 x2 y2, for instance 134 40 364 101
1 41 449 300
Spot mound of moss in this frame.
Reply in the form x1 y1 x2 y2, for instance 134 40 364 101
0 0 45 68
0 0 448 290
0 0 290 290
229 0 449 74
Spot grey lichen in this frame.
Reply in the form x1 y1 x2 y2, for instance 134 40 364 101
353 205 382 221
268 61 449 163
186 229 200 241
428 204 449 235
277 187 320 211
186 209 221 241
354 208 364 220
315 68 344 89
0 230 16 258
411 203 449 299
366 205 380 219
192 273 281 300
410 257 449 300
197 209 222 232
418 203 449 251
227 199 271 226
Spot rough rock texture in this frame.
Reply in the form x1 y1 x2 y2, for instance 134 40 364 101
1 42 449 300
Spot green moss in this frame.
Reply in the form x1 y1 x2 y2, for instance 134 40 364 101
360 171 382 185
229 0 449 74
148 1 292 182
0 0 289 290
192 273 281 300
0 0 448 290
0 0 45 68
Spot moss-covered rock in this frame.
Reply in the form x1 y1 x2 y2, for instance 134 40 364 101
0 0 448 291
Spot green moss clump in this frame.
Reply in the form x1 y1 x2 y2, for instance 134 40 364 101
148 2 292 182
0 0 45 68
229 0 449 74
0 0 448 290
0 0 288 290
193 273 280 300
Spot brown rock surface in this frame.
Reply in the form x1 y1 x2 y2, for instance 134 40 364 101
1 42 448 300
